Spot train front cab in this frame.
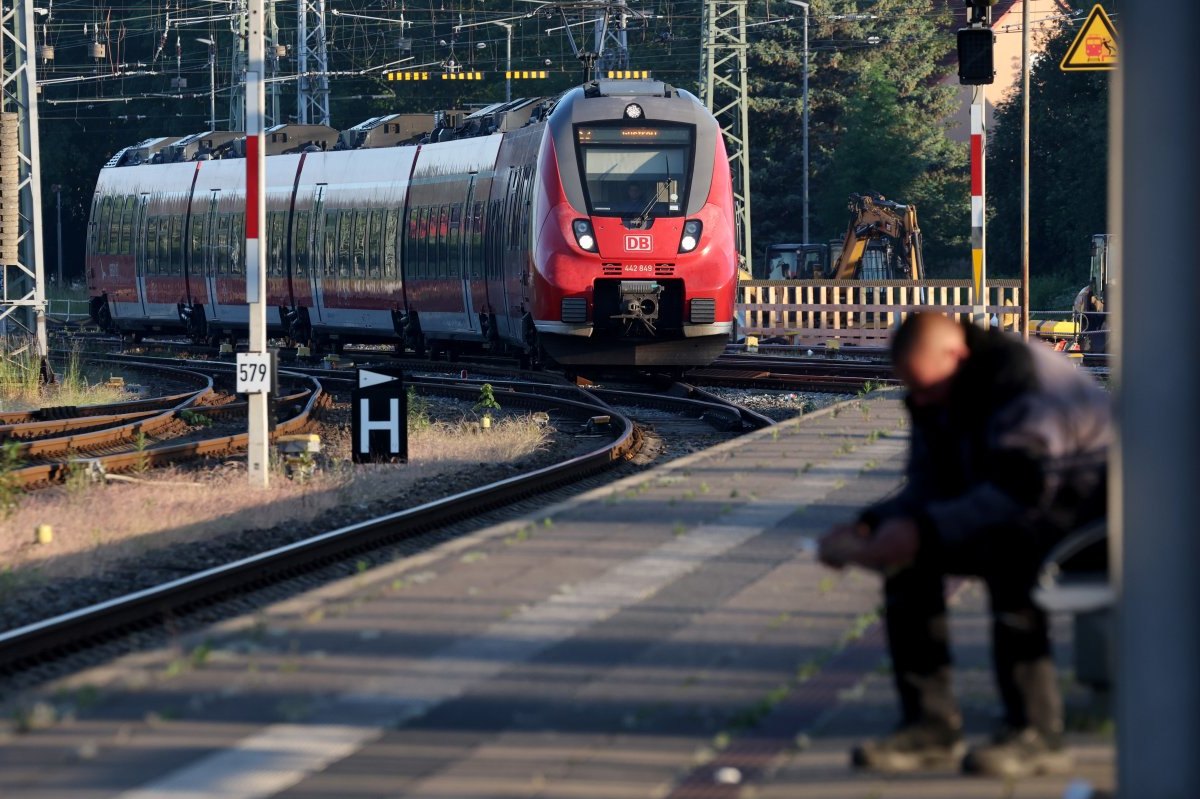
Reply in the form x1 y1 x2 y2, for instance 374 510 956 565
531 81 738 368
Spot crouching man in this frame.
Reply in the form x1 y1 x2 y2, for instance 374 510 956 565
818 313 1110 777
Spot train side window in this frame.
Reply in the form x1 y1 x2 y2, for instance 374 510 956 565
168 215 184 275
384 209 399 278
119 196 135 255
158 216 172 275
294 210 311 278
522 167 535 250
448 205 461 278
486 200 499 280
190 212 208 276
438 205 450 278
87 195 100 256
215 213 231 274
337 209 353 278
268 211 286 277
97 197 112 254
367 209 383 278
470 202 484 280
352 210 368 279
143 217 158 274
231 213 245 275
417 208 430 278
323 210 338 276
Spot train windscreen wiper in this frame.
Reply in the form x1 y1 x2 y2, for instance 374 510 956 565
633 157 671 229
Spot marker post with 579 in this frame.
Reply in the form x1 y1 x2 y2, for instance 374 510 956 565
236 350 275 486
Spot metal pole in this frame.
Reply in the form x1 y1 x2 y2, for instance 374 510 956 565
209 45 216 130
246 0 270 488
1020 0 1030 339
801 3 809 244
970 94 986 325
54 186 62 287
1117 0 1200 793
491 22 512 102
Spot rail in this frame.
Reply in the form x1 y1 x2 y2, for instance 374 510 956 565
0 384 637 678
737 279 1024 345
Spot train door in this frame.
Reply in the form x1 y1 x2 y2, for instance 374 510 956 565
138 194 181 323
502 166 529 338
133 193 152 317
309 185 328 324
459 176 482 332
203 191 247 328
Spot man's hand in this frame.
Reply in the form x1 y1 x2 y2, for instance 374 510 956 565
817 522 870 570
854 517 921 574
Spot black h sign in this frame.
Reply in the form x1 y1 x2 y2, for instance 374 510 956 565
351 368 408 464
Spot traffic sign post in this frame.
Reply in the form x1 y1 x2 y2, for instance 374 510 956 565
352 368 408 464
1061 4 1118 73
245 0 270 487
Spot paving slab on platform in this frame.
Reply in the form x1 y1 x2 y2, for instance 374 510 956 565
0 394 1114 798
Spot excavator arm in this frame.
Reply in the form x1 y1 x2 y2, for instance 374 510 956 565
830 193 925 280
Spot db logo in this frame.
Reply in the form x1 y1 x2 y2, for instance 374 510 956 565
624 234 653 252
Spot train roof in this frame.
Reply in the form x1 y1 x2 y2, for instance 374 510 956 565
101 78 690 169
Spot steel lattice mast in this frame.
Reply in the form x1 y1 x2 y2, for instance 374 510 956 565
297 0 330 126
699 0 751 272
0 0 47 360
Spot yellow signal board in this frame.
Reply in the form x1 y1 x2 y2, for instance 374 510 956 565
386 71 430 81
505 70 549 79
1060 4 1118 72
606 70 651 80
442 72 484 81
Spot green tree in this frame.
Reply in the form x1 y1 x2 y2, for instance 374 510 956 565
987 8 1110 306
748 0 967 273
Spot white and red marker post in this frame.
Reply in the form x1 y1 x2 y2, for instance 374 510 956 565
244 0 270 487
970 98 987 326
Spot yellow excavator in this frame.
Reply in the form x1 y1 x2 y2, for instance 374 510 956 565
753 192 925 281
830 192 925 280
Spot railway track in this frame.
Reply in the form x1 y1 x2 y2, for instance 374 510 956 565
687 353 898 393
3 358 321 488
0 354 788 683
0 381 641 683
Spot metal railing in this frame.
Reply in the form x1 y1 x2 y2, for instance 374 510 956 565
45 298 93 322
736 279 1023 345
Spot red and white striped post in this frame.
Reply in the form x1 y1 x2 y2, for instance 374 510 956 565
245 0 270 487
970 99 987 325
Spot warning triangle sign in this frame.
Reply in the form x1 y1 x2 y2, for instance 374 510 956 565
1061 5 1118 72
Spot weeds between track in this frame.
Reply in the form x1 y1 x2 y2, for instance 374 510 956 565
0 412 551 584
0 338 128 411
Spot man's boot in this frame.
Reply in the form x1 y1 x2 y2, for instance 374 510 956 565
963 658 1074 777
852 667 964 773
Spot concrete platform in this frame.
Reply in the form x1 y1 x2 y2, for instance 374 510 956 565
0 394 1114 798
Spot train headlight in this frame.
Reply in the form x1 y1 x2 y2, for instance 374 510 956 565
678 220 702 253
624 103 643 120
573 219 598 252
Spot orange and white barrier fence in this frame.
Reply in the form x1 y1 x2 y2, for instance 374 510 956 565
736 279 1023 345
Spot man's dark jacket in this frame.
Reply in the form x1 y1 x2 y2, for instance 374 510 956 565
863 324 1111 560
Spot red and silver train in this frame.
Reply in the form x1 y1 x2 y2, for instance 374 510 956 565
86 79 738 366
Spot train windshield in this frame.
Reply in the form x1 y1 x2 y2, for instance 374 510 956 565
576 126 693 218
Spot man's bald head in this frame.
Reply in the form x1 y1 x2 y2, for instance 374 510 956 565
891 313 969 407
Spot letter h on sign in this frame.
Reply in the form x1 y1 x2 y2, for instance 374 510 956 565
352 368 408 463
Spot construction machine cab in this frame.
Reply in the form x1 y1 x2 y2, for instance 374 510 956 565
758 243 830 280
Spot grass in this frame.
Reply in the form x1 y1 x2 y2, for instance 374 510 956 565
0 338 128 412
0 412 551 583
